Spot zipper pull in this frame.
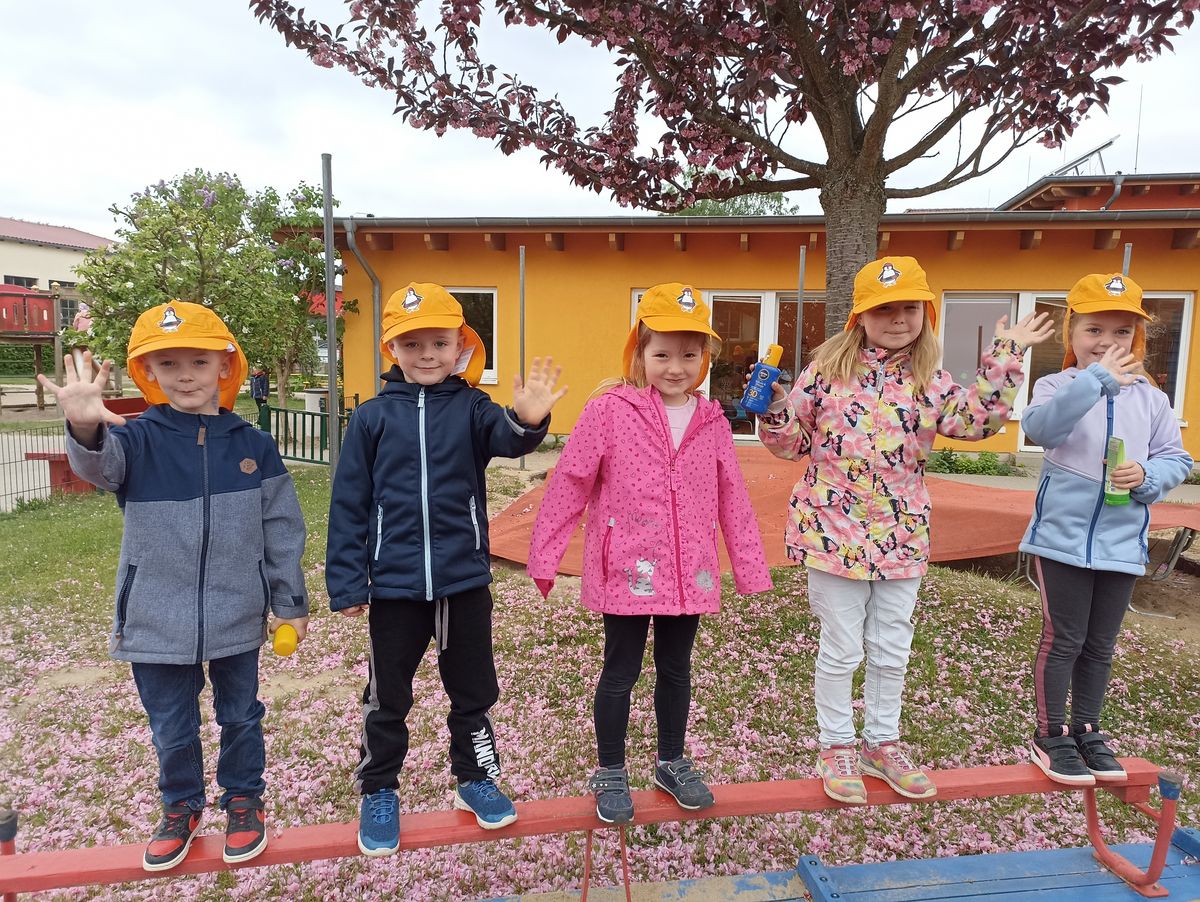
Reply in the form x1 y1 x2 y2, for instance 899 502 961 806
418 388 425 409
197 424 206 446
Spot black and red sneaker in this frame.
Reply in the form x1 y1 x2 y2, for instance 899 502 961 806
143 803 202 872
223 796 268 864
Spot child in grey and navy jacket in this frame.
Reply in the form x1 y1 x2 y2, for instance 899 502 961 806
326 282 565 857
43 301 308 873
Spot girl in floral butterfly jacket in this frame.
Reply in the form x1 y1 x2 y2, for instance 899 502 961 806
757 256 1053 806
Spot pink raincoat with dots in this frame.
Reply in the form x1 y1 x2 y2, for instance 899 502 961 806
528 384 772 615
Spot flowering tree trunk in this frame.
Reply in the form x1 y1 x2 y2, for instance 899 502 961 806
252 0 1194 336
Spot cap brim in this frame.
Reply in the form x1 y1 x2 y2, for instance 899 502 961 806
640 314 720 338
380 314 466 357
127 335 237 360
1069 299 1152 319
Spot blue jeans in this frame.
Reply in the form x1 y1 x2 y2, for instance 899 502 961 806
131 649 266 810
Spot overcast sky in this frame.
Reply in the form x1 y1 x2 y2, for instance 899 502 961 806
3 1 1199 240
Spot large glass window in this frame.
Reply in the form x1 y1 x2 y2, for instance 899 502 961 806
710 295 762 435
447 288 497 384
939 295 1016 386
775 294 827 380
1142 296 1187 407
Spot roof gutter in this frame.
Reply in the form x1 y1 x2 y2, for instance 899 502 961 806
343 219 382 381
1100 173 1126 212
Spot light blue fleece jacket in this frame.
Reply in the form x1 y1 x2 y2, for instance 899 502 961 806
1019 363 1193 575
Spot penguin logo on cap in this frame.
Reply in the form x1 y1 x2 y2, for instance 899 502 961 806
158 306 184 333
878 262 901 287
677 287 696 312
402 288 423 312
1104 276 1127 296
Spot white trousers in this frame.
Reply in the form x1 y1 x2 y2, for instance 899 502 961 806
806 567 921 747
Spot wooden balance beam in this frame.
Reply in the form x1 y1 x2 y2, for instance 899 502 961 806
0 758 1162 896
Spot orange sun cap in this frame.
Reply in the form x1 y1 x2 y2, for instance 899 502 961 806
1061 272 1150 368
379 282 486 386
622 282 720 390
126 301 248 410
844 256 937 333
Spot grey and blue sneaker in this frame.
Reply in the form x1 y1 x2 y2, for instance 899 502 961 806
589 765 634 824
453 778 518 829
654 756 715 810
358 788 400 856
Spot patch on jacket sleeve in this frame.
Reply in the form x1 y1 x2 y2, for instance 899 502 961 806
240 458 258 475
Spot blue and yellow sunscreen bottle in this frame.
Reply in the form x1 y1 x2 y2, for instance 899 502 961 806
741 344 784 416
1104 437 1130 506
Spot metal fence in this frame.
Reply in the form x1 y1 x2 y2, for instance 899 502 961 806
0 424 92 512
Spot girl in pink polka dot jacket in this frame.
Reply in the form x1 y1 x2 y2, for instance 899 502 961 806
528 282 771 826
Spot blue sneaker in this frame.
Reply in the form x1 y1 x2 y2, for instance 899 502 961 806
358 789 400 856
453 778 518 830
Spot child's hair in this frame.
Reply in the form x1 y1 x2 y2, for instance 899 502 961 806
594 323 721 396
809 318 941 393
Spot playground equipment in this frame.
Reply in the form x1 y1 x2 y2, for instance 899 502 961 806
0 758 1194 900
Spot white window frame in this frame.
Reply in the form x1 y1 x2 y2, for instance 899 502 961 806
446 286 498 385
937 293 1018 431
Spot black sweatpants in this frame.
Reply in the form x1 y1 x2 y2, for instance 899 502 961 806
595 612 700 768
1032 556 1137 738
355 586 500 794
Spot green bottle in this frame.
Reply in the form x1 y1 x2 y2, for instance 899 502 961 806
1104 437 1130 506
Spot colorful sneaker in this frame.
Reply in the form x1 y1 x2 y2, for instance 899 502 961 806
817 745 867 805
358 788 400 856
859 741 937 799
1074 727 1127 782
654 756 715 811
142 803 202 872
589 765 634 824
222 796 267 864
1031 735 1096 786
453 778 518 830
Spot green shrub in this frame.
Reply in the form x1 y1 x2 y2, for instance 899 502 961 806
924 448 1013 476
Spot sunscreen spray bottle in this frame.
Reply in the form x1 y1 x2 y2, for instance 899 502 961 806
740 344 784 416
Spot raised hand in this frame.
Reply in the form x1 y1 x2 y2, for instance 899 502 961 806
512 356 568 426
37 351 127 443
995 311 1055 348
1096 345 1141 387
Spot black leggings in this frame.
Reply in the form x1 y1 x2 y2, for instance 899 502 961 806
1032 556 1137 737
594 613 700 767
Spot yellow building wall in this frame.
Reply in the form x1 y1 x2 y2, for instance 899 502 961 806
340 226 1200 461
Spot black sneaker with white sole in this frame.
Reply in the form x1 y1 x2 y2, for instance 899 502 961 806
1031 734 1096 786
589 765 634 824
1074 730 1127 782
653 756 715 811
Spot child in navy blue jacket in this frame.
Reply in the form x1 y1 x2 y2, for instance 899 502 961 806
327 282 566 856
45 301 308 872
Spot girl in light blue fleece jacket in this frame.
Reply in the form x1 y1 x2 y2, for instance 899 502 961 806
1020 273 1192 788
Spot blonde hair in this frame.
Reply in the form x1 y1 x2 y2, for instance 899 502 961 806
594 324 720 397
810 320 941 393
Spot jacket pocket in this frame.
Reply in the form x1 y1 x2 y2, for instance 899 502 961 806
374 504 384 561
469 496 481 551
258 560 270 618
601 517 615 581
1029 475 1050 542
115 564 137 637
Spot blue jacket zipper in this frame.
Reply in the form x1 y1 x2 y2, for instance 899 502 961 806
418 388 433 600
1083 396 1115 568
195 417 211 662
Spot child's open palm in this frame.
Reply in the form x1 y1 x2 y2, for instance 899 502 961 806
994 311 1055 348
512 357 567 425
36 351 127 433
1096 345 1141 387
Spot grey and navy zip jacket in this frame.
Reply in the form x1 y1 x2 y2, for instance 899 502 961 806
325 369 548 611
1019 364 1192 575
65 404 309 664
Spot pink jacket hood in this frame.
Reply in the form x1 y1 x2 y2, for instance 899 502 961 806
529 384 771 615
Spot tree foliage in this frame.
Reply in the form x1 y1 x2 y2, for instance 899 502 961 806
252 0 1195 325
74 169 334 405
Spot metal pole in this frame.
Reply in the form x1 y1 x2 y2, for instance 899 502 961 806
1122 242 1133 276
519 244 527 471
321 153 340 472
794 244 807 373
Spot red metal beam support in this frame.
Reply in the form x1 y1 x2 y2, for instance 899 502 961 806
1085 771 1182 898
0 759 1160 896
